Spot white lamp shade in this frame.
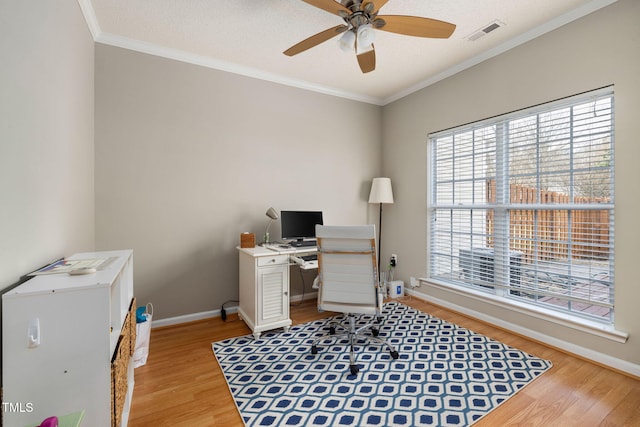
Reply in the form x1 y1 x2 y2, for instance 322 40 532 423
368 177 394 204
356 24 375 52
338 30 356 52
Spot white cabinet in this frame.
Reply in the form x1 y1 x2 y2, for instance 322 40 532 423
2 250 135 427
238 248 291 339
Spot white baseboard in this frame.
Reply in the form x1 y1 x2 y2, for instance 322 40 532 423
151 292 318 328
151 306 238 328
405 287 640 378
290 291 318 303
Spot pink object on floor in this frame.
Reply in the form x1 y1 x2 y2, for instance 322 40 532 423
39 416 58 427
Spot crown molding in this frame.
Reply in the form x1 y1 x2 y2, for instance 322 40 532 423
93 31 385 106
78 0 617 107
383 0 619 105
76 0 100 39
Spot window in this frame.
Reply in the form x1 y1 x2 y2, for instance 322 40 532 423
428 87 614 323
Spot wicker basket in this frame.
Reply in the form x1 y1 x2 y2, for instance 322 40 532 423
128 297 137 356
111 305 134 427
111 334 129 427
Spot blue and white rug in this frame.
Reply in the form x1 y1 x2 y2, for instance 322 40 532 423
212 302 552 427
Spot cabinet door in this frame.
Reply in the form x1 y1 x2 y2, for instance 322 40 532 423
257 265 289 324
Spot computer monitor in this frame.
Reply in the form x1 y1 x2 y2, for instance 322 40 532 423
280 211 323 247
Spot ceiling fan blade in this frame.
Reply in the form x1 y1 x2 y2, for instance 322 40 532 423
376 15 456 38
284 25 348 56
357 47 376 73
302 0 351 16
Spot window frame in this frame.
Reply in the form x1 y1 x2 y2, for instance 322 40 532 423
427 87 616 327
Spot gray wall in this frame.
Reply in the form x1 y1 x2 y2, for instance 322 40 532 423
382 0 640 365
0 0 95 286
95 45 382 320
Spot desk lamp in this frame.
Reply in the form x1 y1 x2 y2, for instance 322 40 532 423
368 178 394 278
263 207 279 245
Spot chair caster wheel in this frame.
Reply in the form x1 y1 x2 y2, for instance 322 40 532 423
311 345 318 355
371 328 379 337
390 350 399 359
350 364 359 375
329 326 336 335
376 316 383 323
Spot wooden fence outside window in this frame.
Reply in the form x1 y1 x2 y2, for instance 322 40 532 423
486 179 610 263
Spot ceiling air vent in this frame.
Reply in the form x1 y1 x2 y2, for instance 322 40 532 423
467 20 505 41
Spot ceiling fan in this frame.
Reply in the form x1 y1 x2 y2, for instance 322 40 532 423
283 0 456 73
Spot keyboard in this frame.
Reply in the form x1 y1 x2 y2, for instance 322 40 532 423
290 239 317 247
301 254 317 262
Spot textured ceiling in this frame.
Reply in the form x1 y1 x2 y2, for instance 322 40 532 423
83 0 616 105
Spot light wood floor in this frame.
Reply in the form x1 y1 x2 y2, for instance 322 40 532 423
128 297 640 427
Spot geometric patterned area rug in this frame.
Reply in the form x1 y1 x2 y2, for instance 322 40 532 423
212 302 552 427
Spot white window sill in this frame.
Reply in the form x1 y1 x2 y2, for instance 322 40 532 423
417 278 628 344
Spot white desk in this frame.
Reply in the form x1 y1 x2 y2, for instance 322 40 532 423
237 245 317 339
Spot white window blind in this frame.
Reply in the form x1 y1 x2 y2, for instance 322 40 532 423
428 87 615 322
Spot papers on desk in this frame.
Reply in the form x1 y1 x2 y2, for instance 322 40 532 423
264 243 294 252
29 257 117 275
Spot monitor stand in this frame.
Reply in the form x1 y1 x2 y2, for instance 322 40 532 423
290 239 316 247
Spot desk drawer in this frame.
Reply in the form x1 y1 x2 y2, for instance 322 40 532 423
258 255 289 267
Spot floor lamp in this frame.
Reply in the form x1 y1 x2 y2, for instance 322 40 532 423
368 177 394 280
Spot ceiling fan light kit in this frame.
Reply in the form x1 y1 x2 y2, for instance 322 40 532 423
356 23 375 51
338 23 375 53
338 29 356 52
284 0 456 74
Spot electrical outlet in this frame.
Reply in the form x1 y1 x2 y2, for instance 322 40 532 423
390 254 398 267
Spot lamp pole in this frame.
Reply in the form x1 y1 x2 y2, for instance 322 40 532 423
377 202 383 278
368 177 394 282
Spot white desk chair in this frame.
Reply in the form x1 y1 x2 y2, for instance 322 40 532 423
311 224 398 376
